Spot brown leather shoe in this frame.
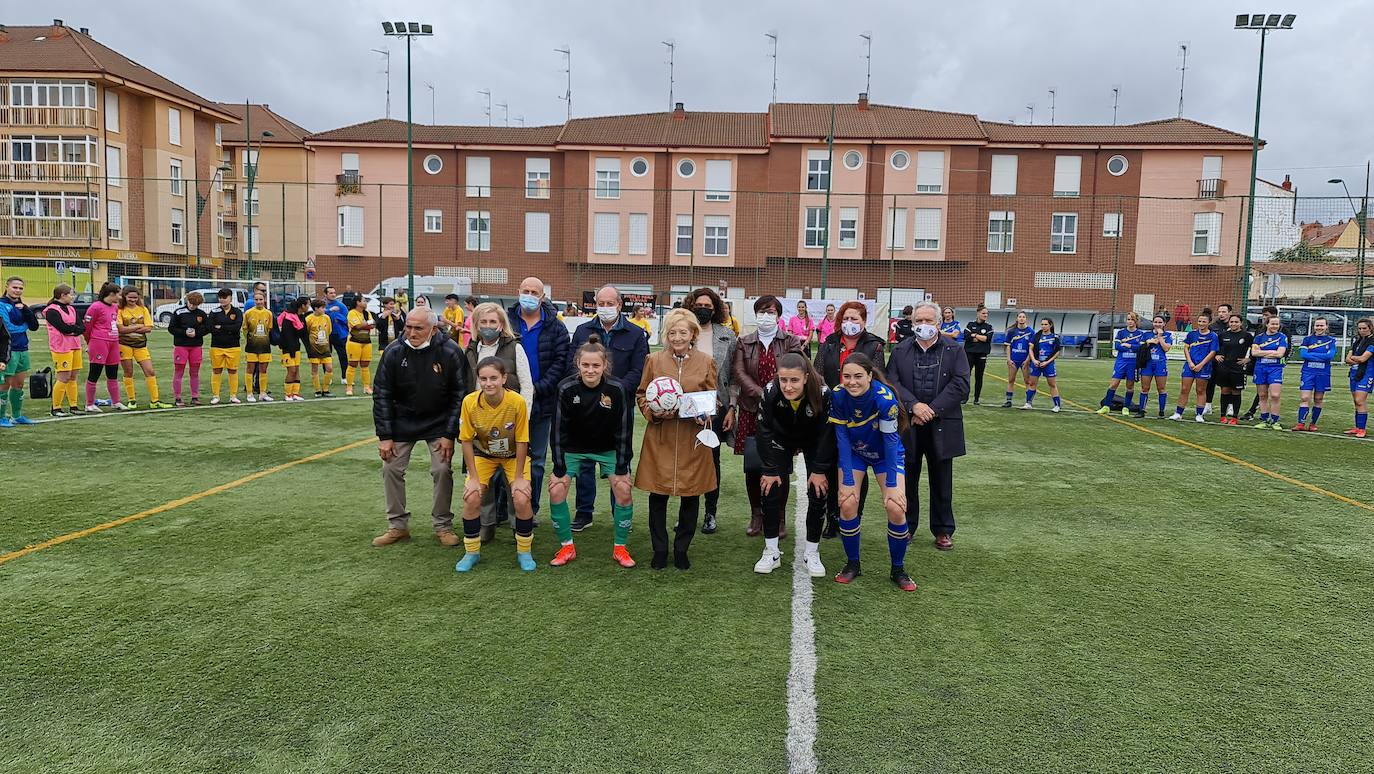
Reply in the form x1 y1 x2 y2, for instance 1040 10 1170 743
479 524 495 545
435 529 460 547
934 534 953 551
745 511 763 537
372 528 410 547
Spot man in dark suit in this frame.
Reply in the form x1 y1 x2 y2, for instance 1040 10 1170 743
885 300 970 551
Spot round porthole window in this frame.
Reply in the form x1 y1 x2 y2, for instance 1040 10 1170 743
843 150 863 170
423 154 443 175
1106 154 1128 177
631 157 649 177
677 158 696 178
891 150 910 171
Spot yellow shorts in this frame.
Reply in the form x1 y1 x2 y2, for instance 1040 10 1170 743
280 353 301 368
245 352 272 364
346 342 373 363
51 350 83 372
119 345 151 363
472 456 518 486
308 356 332 366
211 347 241 369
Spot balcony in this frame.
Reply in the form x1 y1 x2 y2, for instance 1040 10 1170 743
336 172 363 195
0 216 97 240
0 161 98 183
220 235 237 255
1198 178 1225 199
0 106 98 129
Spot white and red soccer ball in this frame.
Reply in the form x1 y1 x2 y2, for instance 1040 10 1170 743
644 376 684 414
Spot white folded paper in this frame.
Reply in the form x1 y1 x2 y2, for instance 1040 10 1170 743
677 390 717 419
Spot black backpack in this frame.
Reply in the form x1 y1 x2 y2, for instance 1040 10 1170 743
29 367 51 400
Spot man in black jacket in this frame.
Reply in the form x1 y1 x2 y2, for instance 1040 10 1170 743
885 301 970 551
372 307 470 548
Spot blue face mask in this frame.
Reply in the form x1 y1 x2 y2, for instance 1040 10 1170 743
519 293 540 312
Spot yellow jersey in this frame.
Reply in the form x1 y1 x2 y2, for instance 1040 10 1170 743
629 316 651 334
244 306 274 352
442 305 464 340
460 390 530 459
347 309 373 343
305 313 333 357
117 304 152 348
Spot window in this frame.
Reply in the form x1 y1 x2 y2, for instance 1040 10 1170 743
1202 155 1223 179
838 207 858 249
630 157 649 177
215 124 222 146
341 152 359 174
891 150 910 171
243 149 259 179
629 213 649 255
987 211 1014 252
1053 155 1081 197
804 206 828 248
806 150 831 191
169 159 183 195
914 208 941 250
107 200 123 240
105 146 121 186
1103 212 1122 238
466 211 491 251
676 215 693 255
990 154 1018 195
677 158 696 178
705 159 732 201
916 151 944 193
168 107 182 146
525 212 550 253
424 209 443 233
246 226 260 254
885 208 907 250
243 188 259 216
593 212 619 253
9 191 97 220
526 158 550 198
1050 213 1078 254
594 157 620 198
337 205 363 247
466 156 491 197
1192 212 1222 256
170 208 184 245
104 90 119 132
704 215 730 256
423 154 443 175
843 150 862 170
1106 154 1128 176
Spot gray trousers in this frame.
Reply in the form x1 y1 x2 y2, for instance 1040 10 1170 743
383 439 455 531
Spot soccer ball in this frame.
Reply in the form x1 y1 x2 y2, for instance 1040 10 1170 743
644 377 683 413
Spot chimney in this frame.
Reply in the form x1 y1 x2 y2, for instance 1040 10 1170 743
1281 174 1292 191
857 92 870 111
672 102 685 120
79 27 89 35
53 19 64 27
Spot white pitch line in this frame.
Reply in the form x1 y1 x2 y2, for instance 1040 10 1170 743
786 468 818 774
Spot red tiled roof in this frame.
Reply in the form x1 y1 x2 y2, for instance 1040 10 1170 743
1253 261 1363 276
559 111 769 148
769 102 985 141
981 118 1256 146
0 23 233 118
1301 221 1350 247
216 103 311 144
307 118 562 145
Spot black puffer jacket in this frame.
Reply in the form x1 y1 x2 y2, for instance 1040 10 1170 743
372 336 469 442
755 380 836 477
814 330 887 389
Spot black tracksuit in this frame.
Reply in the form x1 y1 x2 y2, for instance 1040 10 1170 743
372 337 469 443
169 307 210 347
208 306 243 349
963 320 993 401
550 374 633 478
756 382 836 541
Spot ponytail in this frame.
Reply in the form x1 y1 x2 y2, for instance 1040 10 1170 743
776 352 823 415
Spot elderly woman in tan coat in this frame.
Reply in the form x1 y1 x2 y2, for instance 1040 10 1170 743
635 308 718 570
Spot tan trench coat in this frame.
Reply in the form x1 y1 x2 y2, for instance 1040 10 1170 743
634 348 718 497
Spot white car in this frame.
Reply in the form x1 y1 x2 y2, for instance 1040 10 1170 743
154 288 249 324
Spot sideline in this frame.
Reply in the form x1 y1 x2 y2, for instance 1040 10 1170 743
0 438 374 567
786 472 819 774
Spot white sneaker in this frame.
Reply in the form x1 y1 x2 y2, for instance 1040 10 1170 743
1020 402 1032 410
803 553 826 578
86 404 101 413
210 396 221 405
753 550 782 574
246 394 257 403
1168 413 1182 421
1203 403 1213 415
1194 414 1206 423
1051 405 1061 413
259 394 273 402
229 396 242 404
113 402 129 411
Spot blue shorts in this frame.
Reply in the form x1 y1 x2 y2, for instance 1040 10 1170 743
1351 371 1374 394
840 457 904 488
1111 359 1138 381
1183 365 1212 380
1009 353 1029 368
1254 363 1284 386
1029 362 1056 378
1139 360 1168 379
1299 370 1331 393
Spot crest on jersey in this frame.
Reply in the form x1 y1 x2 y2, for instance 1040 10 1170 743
599 394 613 409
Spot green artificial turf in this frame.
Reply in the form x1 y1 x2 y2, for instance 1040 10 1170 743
3 332 1372 773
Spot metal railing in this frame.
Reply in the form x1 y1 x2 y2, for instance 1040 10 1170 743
0 160 99 183
1198 178 1225 198
0 216 97 239
0 106 98 128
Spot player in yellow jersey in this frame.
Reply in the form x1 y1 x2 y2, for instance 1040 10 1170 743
305 299 334 398
242 289 274 402
116 286 169 409
345 294 375 396
455 356 536 573
439 293 464 344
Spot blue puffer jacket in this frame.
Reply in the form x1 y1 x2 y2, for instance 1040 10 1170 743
507 300 570 416
0 296 39 352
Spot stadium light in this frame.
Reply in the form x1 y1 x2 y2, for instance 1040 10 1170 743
381 20 435 304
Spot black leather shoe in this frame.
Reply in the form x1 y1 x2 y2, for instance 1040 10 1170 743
673 552 691 570
651 552 668 570
571 513 593 532
701 513 718 534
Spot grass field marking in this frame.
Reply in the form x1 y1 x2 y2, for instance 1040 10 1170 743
786 471 819 774
33 394 370 424
0 438 375 567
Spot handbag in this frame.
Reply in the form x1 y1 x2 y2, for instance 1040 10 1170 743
29 367 52 400
743 436 764 475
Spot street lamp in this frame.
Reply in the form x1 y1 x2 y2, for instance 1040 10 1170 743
1329 163 1371 299
1234 12 1296 310
381 20 434 305
195 163 232 269
245 128 273 281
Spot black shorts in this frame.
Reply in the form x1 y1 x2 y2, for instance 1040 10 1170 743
1214 368 1247 389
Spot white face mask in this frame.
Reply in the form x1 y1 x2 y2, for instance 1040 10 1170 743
597 305 619 322
755 313 778 334
841 321 863 337
404 335 432 350
696 427 720 448
914 323 938 341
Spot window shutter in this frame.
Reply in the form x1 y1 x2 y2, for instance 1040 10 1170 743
886 208 907 249
1206 212 1222 255
914 208 941 241
168 108 181 145
705 159 731 197
990 155 1018 195
595 157 620 173
594 213 619 253
466 156 491 196
341 153 360 173
628 213 649 255
1202 155 1223 179
526 158 550 175
1053 155 1081 196
916 151 944 191
525 212 550 253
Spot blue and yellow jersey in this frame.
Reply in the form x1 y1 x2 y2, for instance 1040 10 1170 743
1006 325 1034 357
1031 331 1061 362
828 382 904 471
1114 327 1149 360
939 320 962 342
1253 331 1288 364
1147 331 1173 365
1184 329 1218 366
1299 334 1336 374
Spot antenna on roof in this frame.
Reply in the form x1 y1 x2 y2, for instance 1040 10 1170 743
859 32 872 96
765 31 779 104
370 48 391 119
516 115 525 127
1177 42 1190 118
1111 85 1120 125
497 101 509 127
555 46 571 121
662 40 676 111
425 81 435 125
1025 103 1035 125
1048 88 1056 125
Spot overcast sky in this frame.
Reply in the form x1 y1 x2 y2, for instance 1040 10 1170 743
40 0 1374 203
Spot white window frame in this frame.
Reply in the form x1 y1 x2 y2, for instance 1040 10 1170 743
104 90 119 132
916 151 944 193
466 210 491 251
170 207 185 245
1053 155 1081 197
340 152 360 174
243 188 260 216
675 214 693 256
885 207 907 250
677 158 696 179
891 150 910 171
593 212 620 254
703 215 730 257
1106 154 1128 176
913 208 941 250
628 212 649 255
169 159 183 196
525 158 551 199
990 154 1018 196
594 158 621 199
423 154 443 175
704 159 732 201
105 146 121 187
1103 212 1122 238
838 207 858 249
106 199 123 240
804 206 828 248
842 150 863 170
244 149 260 179
215 124 222 147
1201 155 1223 180
337 205 363 247
466 156 491 197
987 210 1014 253
630 157 649 177
806 150 830 191
168 107 182 146
246 225 260 254
1050 212 1078 254
524 212 550 253
1192 212 1222 256
424 209 443 233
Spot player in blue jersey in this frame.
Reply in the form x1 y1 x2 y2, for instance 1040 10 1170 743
827 353 915 592
1097 312 1148 416
939 306 962 344
1024 317 1062 412
1132 314 1173 418
1171 312 1218 422
1249 316 1289 429
1343 317 1373 439
1002 311 1034 408
1293 316 1336 432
